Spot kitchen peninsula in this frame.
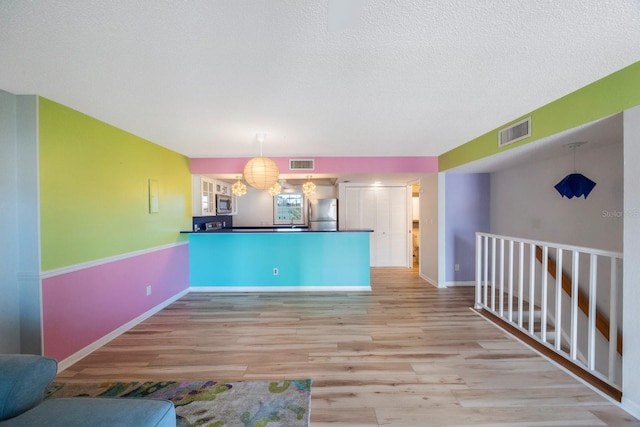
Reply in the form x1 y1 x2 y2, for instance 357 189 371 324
184 228 372 291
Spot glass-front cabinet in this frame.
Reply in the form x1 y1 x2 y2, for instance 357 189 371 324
192 176 238 216
192 175 216 216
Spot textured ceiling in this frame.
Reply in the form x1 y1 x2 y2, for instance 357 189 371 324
1 1 639 159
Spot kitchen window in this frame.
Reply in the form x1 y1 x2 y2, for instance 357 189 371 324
274 193 305 225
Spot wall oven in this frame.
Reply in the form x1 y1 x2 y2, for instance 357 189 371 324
216 194 232 214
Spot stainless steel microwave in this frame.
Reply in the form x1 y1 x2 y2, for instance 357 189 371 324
216 194 232 214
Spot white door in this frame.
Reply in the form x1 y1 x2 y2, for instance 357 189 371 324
344 186 408 267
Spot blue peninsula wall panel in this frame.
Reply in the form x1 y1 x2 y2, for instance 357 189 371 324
189 232 371 289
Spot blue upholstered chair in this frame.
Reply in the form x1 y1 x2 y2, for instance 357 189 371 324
0 354 176 426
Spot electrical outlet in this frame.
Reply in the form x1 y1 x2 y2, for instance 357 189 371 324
273 268 279 276
146 285 152 296
455 264 460 272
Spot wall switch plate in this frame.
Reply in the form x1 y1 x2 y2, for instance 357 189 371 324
455 264 460 272
146 285 152 296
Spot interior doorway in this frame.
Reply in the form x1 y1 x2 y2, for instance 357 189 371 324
411 182 420 268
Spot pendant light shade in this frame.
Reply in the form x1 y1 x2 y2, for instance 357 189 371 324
554 142 596 199
554 173 596 199
243 156 280 190
302 176 316 197
268 181 282 196
232 176 247 197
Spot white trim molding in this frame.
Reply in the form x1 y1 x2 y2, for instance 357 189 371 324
41 241 188 279
189 286 372 293
446 281 476 287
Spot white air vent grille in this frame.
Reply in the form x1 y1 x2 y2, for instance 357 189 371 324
289 159 315 171
498 117 531 147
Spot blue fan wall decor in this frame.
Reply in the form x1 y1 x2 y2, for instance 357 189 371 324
555 142 596 199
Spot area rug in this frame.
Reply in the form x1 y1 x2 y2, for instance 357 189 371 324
45 379 311 427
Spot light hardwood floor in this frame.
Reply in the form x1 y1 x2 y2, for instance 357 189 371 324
58 268 639 426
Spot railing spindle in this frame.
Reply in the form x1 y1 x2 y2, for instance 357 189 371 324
570 250 580 360
518 241 524 328
588 254 598 370
555 248 563 352
529 243 536 335
508 240 514 322
483 235 489 307
499 239 505 316
541 246 548 343
491 237 497 311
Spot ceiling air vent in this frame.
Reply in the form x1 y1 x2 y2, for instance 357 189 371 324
498 117 531 147
289 159 315 171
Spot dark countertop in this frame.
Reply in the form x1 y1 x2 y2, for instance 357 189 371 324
181 227 373 234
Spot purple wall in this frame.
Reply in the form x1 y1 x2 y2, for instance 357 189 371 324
445 173 490 282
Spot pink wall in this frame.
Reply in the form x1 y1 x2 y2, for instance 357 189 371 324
190 156 438 175
42 244 189 361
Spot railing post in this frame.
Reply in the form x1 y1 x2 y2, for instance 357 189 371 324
608 257 619 384
475 233 482 309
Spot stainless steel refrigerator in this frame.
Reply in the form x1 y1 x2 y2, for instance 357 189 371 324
308 198 338 231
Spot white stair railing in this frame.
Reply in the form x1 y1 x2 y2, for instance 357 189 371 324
475 232 623 389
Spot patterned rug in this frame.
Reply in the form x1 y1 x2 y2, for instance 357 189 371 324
45 379 311 427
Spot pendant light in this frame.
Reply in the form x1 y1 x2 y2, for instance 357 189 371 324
302 175 316 197
268 181 282 196
554 142 596 199
231 176 247 197
243 133 280 190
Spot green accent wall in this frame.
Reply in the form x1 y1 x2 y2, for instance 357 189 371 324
39 98 191 271
439 61 640 171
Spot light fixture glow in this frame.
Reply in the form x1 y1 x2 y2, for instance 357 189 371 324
268 181 282 196
302 176 316 197
232 176 247 197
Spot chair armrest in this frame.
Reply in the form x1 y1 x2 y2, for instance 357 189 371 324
0 355 58 421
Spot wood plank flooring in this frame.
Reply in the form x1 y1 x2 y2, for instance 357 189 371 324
58 268 639 426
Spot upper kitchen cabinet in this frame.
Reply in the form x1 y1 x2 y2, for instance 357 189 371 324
215 180 230 196
192 176 238 216
192 175 215 216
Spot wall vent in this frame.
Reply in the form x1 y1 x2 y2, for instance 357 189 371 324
498 117 531 147
289 159 315 171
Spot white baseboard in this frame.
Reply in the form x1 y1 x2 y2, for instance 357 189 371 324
57 288 190 372
446 281 476 287
189 286 371 292
419 272 439 288
622 396 640 421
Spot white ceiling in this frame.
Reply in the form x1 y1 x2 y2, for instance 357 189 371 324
1 1 639 161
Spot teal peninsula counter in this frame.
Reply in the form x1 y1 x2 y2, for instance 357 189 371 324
186 229 372 291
